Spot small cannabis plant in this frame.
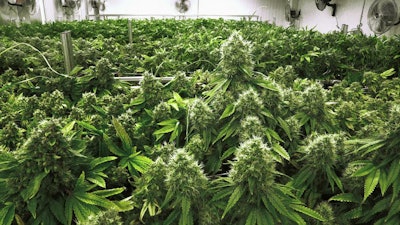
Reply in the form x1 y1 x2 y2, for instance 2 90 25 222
0 119 131 225
134 147 209 225
292 133 347 206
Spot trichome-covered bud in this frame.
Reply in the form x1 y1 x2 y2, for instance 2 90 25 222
229 137 276 192
219 31 254 79
165 148 208 199
189 98 215 131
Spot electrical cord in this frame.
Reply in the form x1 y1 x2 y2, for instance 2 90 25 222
0 42 72 78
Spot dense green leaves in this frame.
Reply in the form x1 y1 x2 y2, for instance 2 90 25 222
1 18 400 225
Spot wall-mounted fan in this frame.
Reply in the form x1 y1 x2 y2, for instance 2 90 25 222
90 0 105 11
60 0 80 8
56 0 81 20
285 0 301 22
316 0 336 16
367 0 400 34
175 0 191 13
7 0 25 7
3 0 36 23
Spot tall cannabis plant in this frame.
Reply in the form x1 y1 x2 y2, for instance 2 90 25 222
216 137 325 225
205 31 277 102
163 148 209 225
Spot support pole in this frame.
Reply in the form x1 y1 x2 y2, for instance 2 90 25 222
61 31 75 74
128 19 133 44
341 24 349 34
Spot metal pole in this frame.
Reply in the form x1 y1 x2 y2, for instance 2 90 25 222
61 31 75 74
128 19 133 44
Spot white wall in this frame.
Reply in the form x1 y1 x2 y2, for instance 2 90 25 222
93 0 288 26
93 0 262 20
3 0 397 36
294 0 400 36
294 0 371 34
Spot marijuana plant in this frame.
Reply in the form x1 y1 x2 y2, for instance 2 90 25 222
218 137 325 225
188 98 216 132
78 209 123 225
268 65 298 88
103 118 152 177
139 72 165 107
0 119 130 225
133 157 167 222
238 116 264 142
163 148 209 225
219 30 254 80
292 133 347 206
185 134 207 161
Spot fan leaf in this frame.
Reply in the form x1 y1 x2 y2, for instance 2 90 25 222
363 168 381 202
290 204 326 222
222 186 244 219
329 193 361 203
0 203 15 225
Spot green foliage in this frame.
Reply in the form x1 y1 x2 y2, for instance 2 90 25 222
218 137 325 224
2 18 400 225
0 119 131 225
104 118 152 177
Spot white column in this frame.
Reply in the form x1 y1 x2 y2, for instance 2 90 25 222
39 0 46 24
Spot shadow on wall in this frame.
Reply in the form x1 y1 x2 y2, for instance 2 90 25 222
0 0 39 24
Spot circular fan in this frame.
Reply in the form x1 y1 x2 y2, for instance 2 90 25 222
368 0 399 34
60 0 79 8
316 0 328 11
315 0 336 16
8 0 25 6
175 0 191 13
90 0 105 11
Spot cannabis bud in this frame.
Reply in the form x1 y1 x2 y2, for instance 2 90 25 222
229 137 276 192
152 101 172 122
133 157 168 206
234 88 264 116
79 209 123 225
303 133 345 171
185 134 207 160
219 31 254 80
165 148 208 199
299 82 328 119
239 116 264 142
189 98 215 131
95 57 115 90
140 72 164 106
268 65 297 88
